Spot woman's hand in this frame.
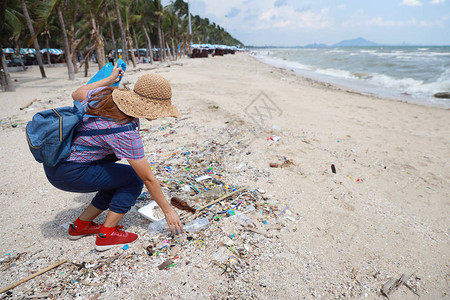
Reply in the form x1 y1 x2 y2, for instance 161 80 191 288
164 208 184 236
127 158 184 236
72 63 125 101
109 63 124 83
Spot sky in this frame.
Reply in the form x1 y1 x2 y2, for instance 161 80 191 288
167 0 450 46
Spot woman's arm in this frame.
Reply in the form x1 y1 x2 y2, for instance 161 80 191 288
127 158 183 235
72 64 124 101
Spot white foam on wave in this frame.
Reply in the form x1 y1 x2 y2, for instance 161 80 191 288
251 49 450 108
314 67 450 96
315 67 356 79
326 49 347 53
360 49 377 54
254 52 315 71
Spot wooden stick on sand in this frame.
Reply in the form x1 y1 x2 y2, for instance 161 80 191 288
20 99 37 110
0 259 67 294
181 187 247 221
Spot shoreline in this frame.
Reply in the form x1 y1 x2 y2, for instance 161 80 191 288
250 50 450 109
1 54 449 298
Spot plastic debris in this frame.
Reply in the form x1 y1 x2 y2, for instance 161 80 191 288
195 175 212 182
183 217 210 233
267 135 281 142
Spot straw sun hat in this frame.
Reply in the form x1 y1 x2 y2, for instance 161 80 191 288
112 73 180 119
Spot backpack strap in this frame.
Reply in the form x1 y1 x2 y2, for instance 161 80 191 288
76 123 136 137
72 123 137 152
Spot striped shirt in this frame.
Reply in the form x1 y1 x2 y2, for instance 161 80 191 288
66 88 145 162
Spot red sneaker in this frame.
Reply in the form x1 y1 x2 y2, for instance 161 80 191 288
95 226 138 252
68 222 102 240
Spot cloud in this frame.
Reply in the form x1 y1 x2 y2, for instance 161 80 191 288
430 0 445 3
399 0 422 6
337 4 347 10
343 10 445 28
408 15 448 26
274 0 288 7
258 6 333 29
226 7 240 18
367 17 404 27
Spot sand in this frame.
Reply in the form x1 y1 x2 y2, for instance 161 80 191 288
0 54 448 299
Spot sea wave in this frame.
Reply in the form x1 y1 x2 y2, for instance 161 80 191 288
314 67 450 96
253 48 450 107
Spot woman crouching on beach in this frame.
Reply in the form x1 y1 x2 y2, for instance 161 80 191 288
43 65 183 251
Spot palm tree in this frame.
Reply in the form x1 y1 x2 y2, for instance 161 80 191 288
20 0 46 78
136 0 156 63
105 1 118 59
120 5 137 68
86 0 106 69
114 0 128 62
39 0 75 79
56 4 75 79
1 0 22 91
41 29 52 67
153 0 165 61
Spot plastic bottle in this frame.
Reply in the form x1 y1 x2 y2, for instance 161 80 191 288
183 217 210 233
148 217 210 234
147 219 170 234
230 211 253 226
86 58 127 87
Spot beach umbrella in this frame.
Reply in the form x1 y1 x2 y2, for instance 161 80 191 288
2 48 14 54
20 48 36 54
51 49 63 55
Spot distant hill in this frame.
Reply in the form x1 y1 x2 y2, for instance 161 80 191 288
333 37 378 47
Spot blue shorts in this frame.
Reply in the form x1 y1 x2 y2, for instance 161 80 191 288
44 158 143 214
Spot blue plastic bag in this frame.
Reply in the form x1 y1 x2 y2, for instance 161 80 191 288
87 58 126 87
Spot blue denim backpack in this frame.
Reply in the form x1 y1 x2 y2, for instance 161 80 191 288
26 100 135 167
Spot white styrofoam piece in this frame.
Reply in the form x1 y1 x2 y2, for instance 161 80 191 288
138 201 164 222
195 175 212 182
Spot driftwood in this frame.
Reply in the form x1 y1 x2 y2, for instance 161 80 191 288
20 99 37 110
196 187 247 212
0 259 67 294
381 273 419 299
181 187 248 223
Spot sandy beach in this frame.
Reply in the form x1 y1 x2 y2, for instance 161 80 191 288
0 53 449 299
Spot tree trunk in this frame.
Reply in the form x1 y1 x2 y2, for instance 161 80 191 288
57 5 75 80
70 36 85 74
105 6 118 59
44 34 52 67
165 41 173 61
157 16 164 61
132 25 140 61
0 47 15 91
70 40 81 74
90 12 105 70
127 34 137 68
20 0 46 78
69 4 78 73
114 0 128 63
171 38 176 61
84 55 89 77
14 41 27 70
143 26 153 63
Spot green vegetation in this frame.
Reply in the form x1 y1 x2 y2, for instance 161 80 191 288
0 0 242 91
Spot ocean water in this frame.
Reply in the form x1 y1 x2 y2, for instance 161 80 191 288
253 46 450 108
